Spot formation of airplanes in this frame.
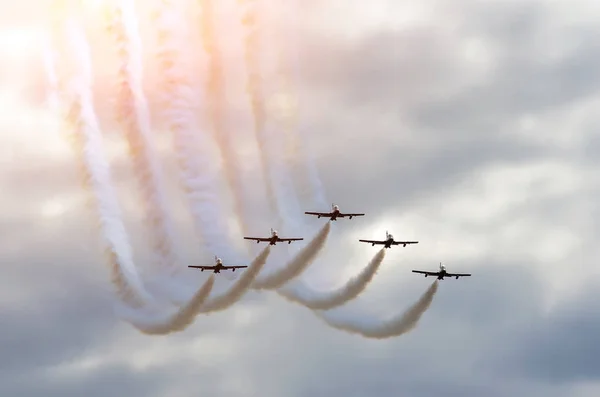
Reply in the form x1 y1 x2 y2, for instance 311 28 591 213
187 203 472 279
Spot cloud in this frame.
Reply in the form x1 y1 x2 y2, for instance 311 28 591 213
2 0 600 396
495 286 600 384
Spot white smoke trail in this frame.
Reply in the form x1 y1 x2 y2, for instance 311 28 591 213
243 52 305 238
41 35 59 112
153 2 239 260
315 281 439 338
196 0 255 237
61 16 154 307
156 245 271 309
251 222 330 290
238 0 280 225
236 0 310 288
276 249 386 310
198 246 271 312
116 275 216 335
104 0 181 277
272 0 328 210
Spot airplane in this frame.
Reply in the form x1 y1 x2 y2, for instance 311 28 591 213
243 228 304 245
188 256 248 273
359 231 418 248
412 262 471 280
305 203 365 221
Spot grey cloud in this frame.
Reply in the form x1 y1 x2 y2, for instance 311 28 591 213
0 263 116 376
306 132 547 222
294 1 600 144
285 3 600 220
495 287 600 384
0 220 594 397
0 363 172 397
4 0 600 396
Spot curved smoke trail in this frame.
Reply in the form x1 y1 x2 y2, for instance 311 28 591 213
237 0 305 237
251 222 330 290
153 2 239 260
105 0 181 276
197 0 254 237
157 245 271 309
59 16 153 308
276 249 386 310
271 0 328 210
41 35 59 112
238 0 280 224
198 246 270 312
116 275 215 335
315 281 439 338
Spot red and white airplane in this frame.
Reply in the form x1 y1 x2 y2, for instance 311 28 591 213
188 256 248 273
359 231 418 248
305 203 365 221
244 228 304 245
412 263 471 280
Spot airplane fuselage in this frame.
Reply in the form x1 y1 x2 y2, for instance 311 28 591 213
316 208 341 220
423 269 459 280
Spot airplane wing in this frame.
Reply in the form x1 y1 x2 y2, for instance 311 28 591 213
188 265 215 270
278 238 304 242
304 211 332 217
412 270 439 276
338 213 365 217
391 241 419 245
446 272 471 278
243 237 270 242
221 265 248 270
358 239 386 244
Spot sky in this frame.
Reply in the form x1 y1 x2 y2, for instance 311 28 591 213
1 0 600 396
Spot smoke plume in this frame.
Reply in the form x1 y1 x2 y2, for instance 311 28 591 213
197 0 254 237
316 281 439 338
277 249 386 310
251 222 330 290
105 0 181 276
117 275 216 335
153 2 239 261
60 16 153 308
